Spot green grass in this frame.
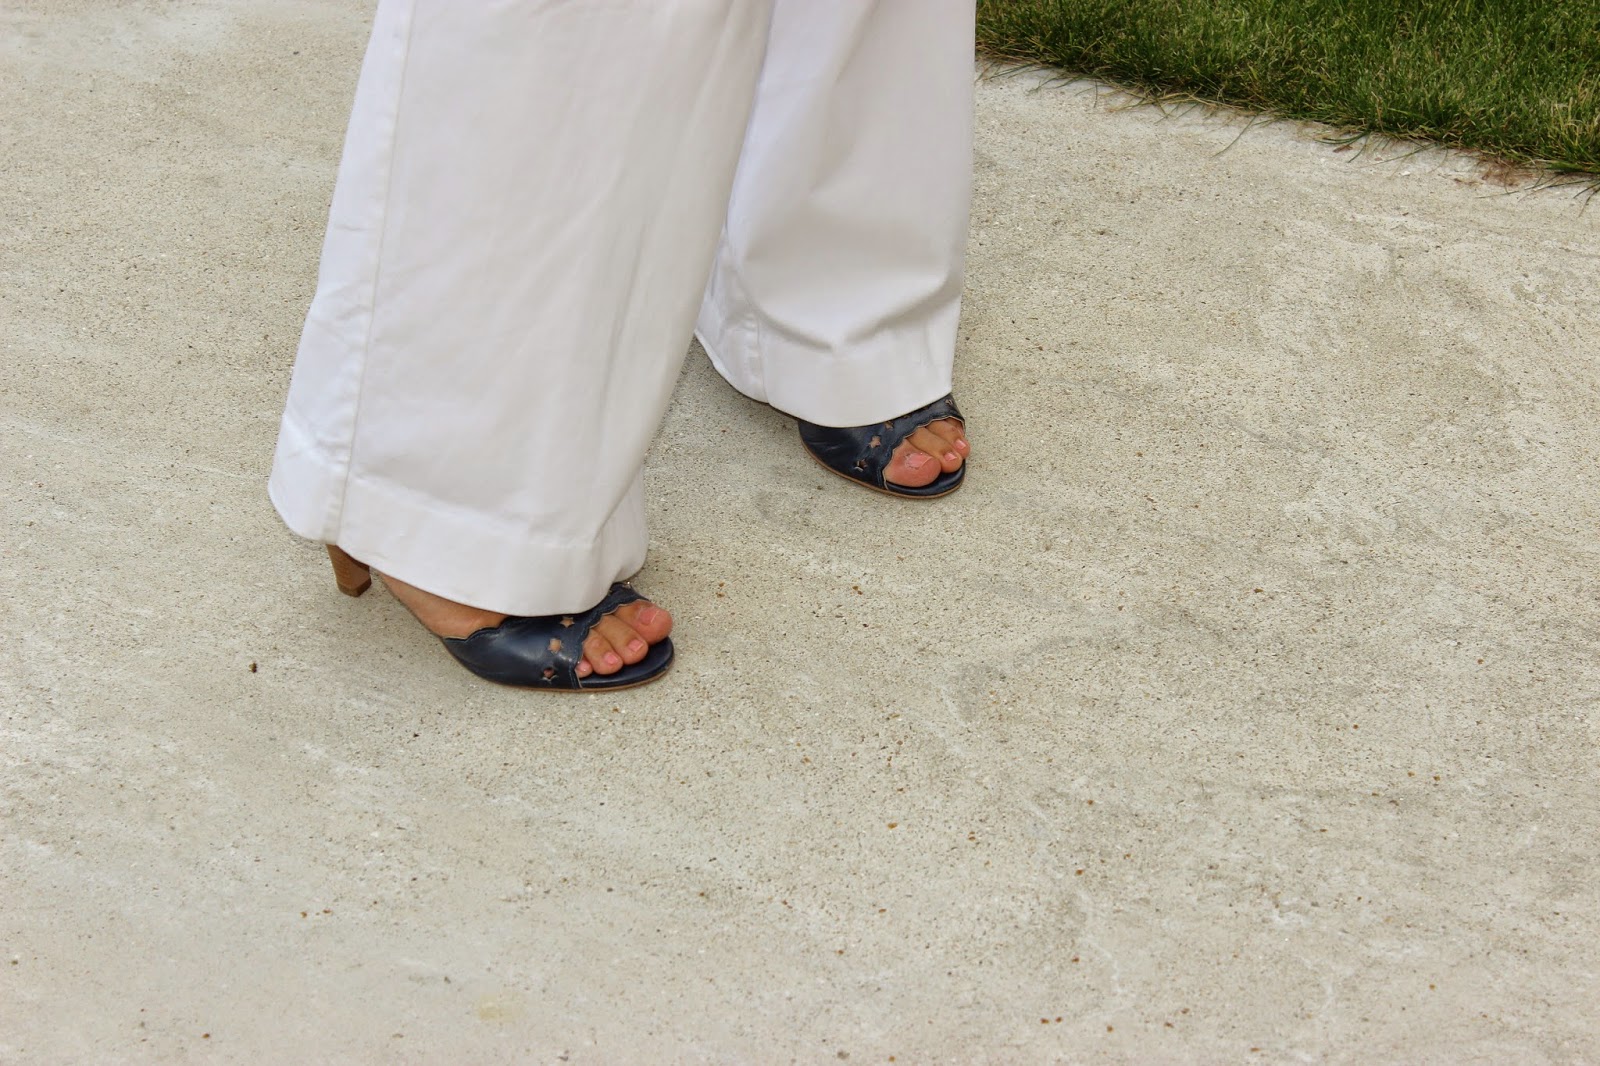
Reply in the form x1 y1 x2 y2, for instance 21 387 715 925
976 0 1600 176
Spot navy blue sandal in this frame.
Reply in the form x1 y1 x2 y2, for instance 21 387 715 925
797 394 966 499
327 547 673 691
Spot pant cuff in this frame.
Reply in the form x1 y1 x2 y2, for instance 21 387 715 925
697 303 960 428
269 415 649 617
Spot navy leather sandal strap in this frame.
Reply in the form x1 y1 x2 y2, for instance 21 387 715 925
439 583 671 690
798 395 965 498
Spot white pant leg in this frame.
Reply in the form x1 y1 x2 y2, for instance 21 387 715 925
269 0 771 616
696 0 976 428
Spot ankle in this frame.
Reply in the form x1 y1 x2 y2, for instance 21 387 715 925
377 571 507 639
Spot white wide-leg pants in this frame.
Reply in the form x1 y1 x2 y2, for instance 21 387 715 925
269 0 975 616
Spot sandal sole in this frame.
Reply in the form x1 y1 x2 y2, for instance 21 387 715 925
448 637 675 692
471 651 674 693
802 444 966 499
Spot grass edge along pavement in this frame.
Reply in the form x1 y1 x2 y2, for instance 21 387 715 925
975 0 1600 182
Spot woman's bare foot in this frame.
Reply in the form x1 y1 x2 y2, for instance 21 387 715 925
377 572 673 679
883 417 968 488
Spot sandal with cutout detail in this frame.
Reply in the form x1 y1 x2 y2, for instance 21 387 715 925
797 394 966 499
327 546 673 691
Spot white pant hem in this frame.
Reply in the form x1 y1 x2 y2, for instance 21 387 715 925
270 415 649 616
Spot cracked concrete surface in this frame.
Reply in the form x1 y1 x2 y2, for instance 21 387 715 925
4 3 1599 1063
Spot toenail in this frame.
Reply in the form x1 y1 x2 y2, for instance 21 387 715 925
577 661 592 677
627 638 646 655
906 453 931 469
638 606 661 625
944 451 959 463
955 439 969 452
603 652 621 668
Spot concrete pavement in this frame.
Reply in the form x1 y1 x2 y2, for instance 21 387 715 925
4 3 1598 1062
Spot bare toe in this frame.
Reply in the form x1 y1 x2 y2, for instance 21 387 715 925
595 614 649 665
884 440 942 487
613 598 673 644
927 418 969 456
582 628 624 675
908 426 963 474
